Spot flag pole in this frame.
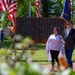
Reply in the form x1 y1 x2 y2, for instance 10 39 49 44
8 0 18 56
68 1 70 22
72 0 74 19
28 2 32 17
14 12 17 56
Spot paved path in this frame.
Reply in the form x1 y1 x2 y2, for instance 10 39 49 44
41 63 75 74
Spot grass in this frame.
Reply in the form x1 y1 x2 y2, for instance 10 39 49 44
0 37 14 49
28 45 75 64
1 37 75 64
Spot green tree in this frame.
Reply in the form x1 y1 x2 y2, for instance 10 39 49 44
0 11 10 28
0 0 66 28
2 11 10 28
41 0 50 17
18 0 36 17
41 0 63 17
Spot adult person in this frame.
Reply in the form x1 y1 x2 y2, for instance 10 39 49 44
1 30 4 47
63 21 75 68
1 30 4 42
0 31 1 42
46 27 64 72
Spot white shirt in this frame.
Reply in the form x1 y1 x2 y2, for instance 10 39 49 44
46 34 64 52
46 34 65 61
66 28 71 36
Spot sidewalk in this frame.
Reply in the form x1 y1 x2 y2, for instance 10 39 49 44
41 63 75 74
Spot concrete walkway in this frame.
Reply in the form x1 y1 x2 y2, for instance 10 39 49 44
41 63 75 74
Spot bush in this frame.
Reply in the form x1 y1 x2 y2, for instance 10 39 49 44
0 35 75 75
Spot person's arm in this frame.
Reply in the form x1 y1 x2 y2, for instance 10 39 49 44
63 29 67 40
60 39 65 55
59 35 65 54
45 35 51 54
61 37 66 44
73 29 75 44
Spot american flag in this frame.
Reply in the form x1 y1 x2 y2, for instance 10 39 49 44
0 0 9 12
8 0 18 27
35 0 41 18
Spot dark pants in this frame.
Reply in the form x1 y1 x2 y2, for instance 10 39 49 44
65 49 73 68
50 50 60 67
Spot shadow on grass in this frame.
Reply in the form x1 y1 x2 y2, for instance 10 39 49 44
30 44 46 50
0 37 46 50
0 37 14 49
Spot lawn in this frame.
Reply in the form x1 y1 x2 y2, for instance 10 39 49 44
0 36 14 48
1 37 75 64
28 44 75 64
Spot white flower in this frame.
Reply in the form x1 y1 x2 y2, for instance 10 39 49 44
11 56 16 60
42 68 49 75
15 43 22 49
14 35 22 41
15 62 20 67
31 63 42 73
60 68 72 75
0 63 9 75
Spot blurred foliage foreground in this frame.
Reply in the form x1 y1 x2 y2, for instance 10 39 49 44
0 35 75 75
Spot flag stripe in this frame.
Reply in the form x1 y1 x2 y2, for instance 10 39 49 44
35 0 41 18
9 0 18 13
8 0 18 26
0 0 9 12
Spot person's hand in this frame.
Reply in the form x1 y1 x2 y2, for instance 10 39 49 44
58 54 64 58
62 41 66 44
